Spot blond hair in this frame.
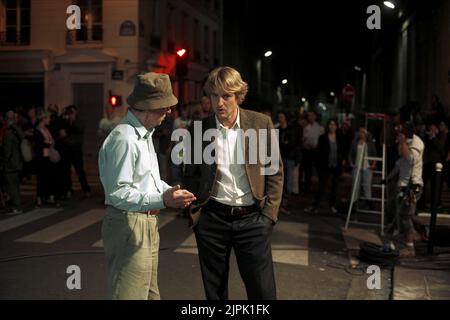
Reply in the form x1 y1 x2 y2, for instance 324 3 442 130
203 66 249 104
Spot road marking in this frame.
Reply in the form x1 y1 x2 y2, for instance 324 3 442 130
0 208 63 233
272 221 309 266
174 232 198 254
92 211 177 248
175 221 309 266
16 209 104 244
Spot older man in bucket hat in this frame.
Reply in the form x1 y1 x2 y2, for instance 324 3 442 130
99 72 196 299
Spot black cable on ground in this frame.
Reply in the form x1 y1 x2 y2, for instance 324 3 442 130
0 246 198 264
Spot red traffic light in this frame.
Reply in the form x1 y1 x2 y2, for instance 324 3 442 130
109 95 122 107
176 49 187 58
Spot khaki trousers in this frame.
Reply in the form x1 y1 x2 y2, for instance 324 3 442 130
102 206 160 300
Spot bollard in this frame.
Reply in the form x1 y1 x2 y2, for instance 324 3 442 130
427 162 443 255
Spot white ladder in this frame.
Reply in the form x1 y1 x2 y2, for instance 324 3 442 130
345 113 388 235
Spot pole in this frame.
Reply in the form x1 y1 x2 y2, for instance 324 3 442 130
256 58 262 98
427 162 443 255
178 76 184 107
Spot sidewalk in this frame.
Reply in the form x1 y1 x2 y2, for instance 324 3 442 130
291 170 450 300
392 219 450 300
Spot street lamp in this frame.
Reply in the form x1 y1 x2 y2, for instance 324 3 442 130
264 50 272 57
383 1 395 9
281 79 288 85
330 91 335 97
354 65 362 72
301 97 306 102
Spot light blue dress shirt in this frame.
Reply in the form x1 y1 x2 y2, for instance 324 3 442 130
99 111 171 212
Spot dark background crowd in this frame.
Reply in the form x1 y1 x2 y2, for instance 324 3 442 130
0 104 91 214
1 93 448 220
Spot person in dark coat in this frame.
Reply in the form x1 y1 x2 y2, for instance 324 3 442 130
2 111 24 214
304 118 344 214
34 111 58 206
59 105 91 198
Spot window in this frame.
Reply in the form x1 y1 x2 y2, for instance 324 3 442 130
70 0 102 43
2 0 30 45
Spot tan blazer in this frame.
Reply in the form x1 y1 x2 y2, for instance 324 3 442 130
184 108 284 227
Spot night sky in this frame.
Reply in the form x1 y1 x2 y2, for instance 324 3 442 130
224 0 398 100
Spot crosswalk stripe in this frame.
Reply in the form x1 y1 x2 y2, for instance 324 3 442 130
91 211 178 248
175 221 309 266
272 221 309 266
174 232 198 254
0 208 63 233
15 209 104 244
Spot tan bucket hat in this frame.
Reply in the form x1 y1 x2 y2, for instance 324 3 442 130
127 72 178 111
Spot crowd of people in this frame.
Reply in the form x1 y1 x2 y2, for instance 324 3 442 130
0 104 91 214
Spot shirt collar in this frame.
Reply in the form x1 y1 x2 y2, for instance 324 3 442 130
126 110 154 140
215 108 241 130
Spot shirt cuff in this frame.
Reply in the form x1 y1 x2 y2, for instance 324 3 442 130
143 193 166 211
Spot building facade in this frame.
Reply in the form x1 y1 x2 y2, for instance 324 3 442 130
0 0 223 157
367 0 450 115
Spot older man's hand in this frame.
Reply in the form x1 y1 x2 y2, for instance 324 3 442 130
163 185 197 209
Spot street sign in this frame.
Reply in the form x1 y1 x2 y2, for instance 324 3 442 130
112 70 124 80
120 21 136 36
342 84 355 101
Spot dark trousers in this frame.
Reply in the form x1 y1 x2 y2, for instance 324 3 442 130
68 150 91 193
36 157 56 199
4 171 21 209
58 155 72 196
194 207 276 300
313 166 340 208
418 162 438 209
302 149 317 193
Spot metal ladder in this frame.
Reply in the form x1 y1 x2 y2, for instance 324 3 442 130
345 113 388 235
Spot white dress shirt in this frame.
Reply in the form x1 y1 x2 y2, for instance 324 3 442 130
211 110 255 206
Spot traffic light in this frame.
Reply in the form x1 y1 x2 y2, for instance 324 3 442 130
109 94 122 107
176 48 188 78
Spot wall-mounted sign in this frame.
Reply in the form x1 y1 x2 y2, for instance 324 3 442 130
112 70 124 80
120 21 136 36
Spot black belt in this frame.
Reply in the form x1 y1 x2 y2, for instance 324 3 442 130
205 200 257 216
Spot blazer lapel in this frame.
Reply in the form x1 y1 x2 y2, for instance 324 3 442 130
239 108 250 162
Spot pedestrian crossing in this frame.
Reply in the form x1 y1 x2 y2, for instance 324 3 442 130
0 207 312 267
0 208 63 233
15 209 104 244
174 221 309 266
